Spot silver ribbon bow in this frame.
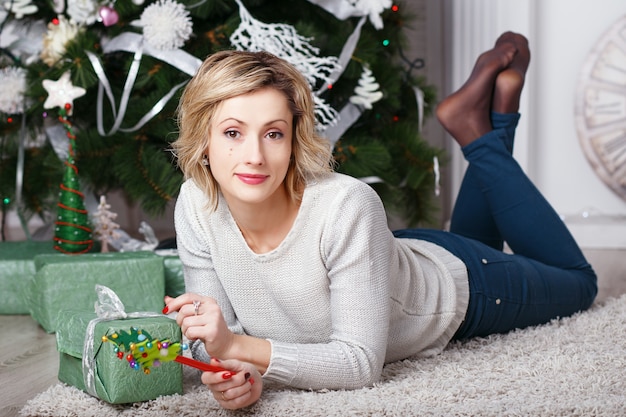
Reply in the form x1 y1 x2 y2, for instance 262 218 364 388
86 32 201 137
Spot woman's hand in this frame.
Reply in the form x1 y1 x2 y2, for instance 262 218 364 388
163 293 272 384
163 293 233 359
203 358 263 410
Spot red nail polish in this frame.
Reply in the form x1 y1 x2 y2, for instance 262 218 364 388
222 372 234 379
162 306 169 314
213 358 221 363
249 377 255 385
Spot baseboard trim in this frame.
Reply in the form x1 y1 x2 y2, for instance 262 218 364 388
566 218 626 249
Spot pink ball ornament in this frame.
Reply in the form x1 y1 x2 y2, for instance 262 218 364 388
98 5 119 27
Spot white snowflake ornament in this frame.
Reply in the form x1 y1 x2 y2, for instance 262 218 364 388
42 71 86 115
133 0 193 50
230 0 340 129
349 66 383 109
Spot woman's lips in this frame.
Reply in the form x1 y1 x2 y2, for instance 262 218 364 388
236 174 268 185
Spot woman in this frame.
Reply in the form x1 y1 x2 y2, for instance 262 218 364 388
165 32 597 410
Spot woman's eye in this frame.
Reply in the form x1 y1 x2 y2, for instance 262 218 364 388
225 130 240 139
267 131 283 140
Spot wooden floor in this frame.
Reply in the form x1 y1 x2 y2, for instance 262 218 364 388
1 249 625 417
0 315 58 417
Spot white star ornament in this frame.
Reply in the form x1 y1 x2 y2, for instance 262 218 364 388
42 71 86 114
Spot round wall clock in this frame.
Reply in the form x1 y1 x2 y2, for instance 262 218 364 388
574 15 626 201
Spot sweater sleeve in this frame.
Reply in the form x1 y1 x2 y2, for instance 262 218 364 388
174 181 245 362
264 180 395 390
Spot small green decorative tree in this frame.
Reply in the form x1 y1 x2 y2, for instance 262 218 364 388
53 105 93 254
43 71 93 254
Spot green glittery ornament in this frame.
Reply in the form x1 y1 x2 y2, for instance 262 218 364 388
103 326 228 374
104 327 182 374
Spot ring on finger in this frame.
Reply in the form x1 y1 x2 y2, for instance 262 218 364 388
193 300 201 315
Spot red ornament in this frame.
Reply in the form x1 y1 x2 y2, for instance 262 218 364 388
98 5 119 27
52 17 59 25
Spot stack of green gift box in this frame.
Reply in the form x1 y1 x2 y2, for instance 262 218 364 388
0 241 189 403
26 251 166 333
0 242 185 320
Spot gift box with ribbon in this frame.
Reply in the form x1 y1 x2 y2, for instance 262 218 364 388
56 285 183 404
26 251 165 333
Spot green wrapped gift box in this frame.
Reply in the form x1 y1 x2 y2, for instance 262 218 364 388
56 311 183 404
0 241 58 315
26 251 165 333
162 254 185 298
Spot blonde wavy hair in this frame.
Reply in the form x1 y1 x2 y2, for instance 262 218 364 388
172 50 335 211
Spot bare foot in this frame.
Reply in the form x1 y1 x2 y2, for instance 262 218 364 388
436 42 517 147
493 32 531 113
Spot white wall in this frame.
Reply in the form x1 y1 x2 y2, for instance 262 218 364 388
533 1 626 248
438 0 626 248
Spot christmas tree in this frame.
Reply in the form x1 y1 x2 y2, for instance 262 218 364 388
0 0 441 236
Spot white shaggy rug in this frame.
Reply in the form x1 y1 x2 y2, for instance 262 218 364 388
21 294 626 417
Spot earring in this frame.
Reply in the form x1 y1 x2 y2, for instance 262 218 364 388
201 156 209 166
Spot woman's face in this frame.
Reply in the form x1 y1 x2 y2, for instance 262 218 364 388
207 88 293 209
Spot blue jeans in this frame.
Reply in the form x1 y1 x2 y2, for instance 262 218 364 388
393 112 597 339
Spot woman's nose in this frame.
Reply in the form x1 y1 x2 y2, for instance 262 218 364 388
243 137 265 165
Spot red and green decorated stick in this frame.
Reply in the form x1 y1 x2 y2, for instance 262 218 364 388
102 327 228 374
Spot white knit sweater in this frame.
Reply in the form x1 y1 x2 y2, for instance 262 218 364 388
175 173 469 390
